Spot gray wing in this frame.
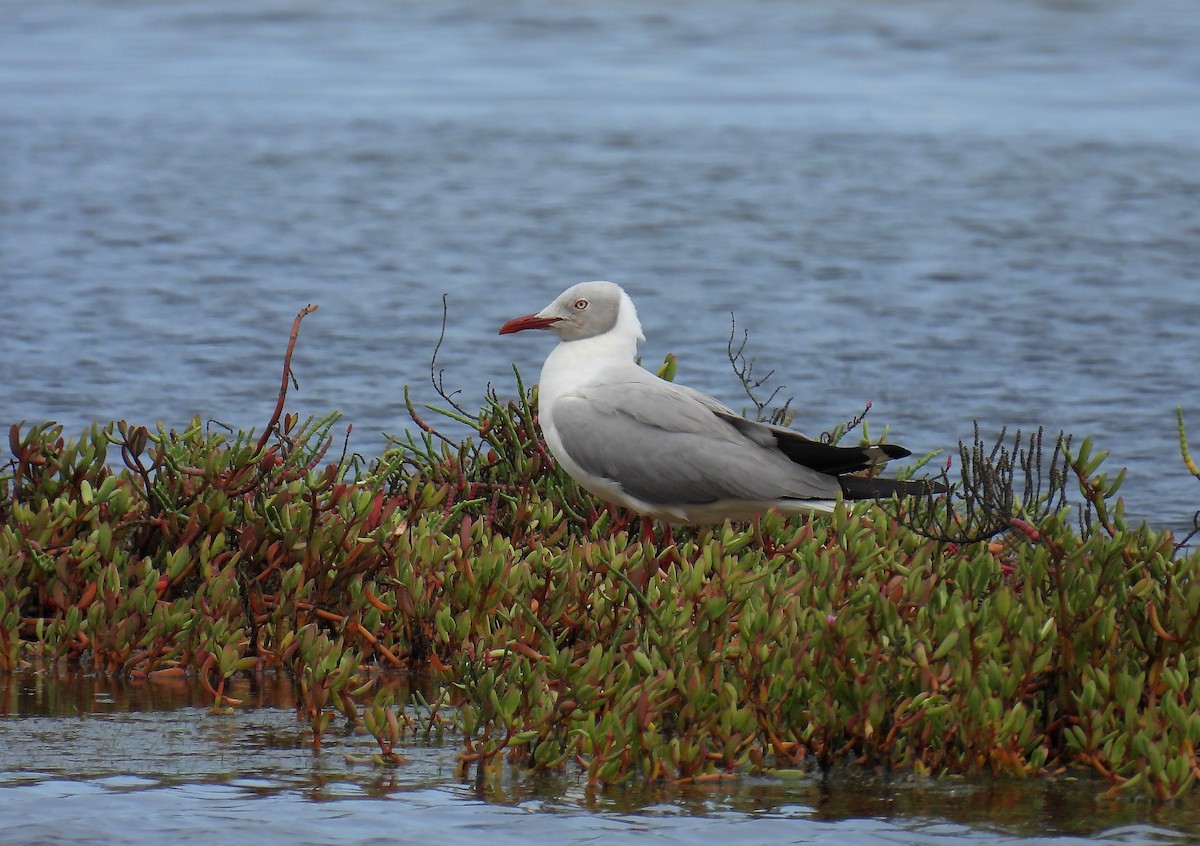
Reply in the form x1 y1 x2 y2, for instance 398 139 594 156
650 383 908 475
551 380 840 506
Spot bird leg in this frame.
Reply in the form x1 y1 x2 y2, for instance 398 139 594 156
637 516 676 546
649 521 682 570
608 506 633 535
751 514 768 555
639 515 656 545
632 516 680 570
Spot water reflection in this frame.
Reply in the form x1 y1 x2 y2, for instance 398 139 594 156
0 666 421 717
2 0 1200 840
3 669 1198 844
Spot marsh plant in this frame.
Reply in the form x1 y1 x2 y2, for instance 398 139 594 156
2 306 1199 799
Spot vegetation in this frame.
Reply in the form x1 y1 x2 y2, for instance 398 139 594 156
2 307 1199 799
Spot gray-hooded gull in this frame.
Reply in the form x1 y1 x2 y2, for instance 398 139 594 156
499 281 940 524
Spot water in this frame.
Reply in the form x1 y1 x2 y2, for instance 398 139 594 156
1 0 1200 838
2 670 1199 846
2 0 1199 536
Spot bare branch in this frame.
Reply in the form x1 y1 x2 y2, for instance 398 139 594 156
430 294 471 419
821 403 873 446
256 304 318 454
891 424 1071 545
726 313 789 424
1175 511 1200 555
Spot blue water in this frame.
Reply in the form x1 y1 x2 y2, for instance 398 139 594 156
2 672 1199 846
2 0 1199 536
2 781 1193 846
1 2 1200 838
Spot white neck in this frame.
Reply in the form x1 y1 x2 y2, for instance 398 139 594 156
539 289 645 405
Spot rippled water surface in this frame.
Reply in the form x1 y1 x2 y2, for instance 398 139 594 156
2 0 1199 535
1 1 1200 839
3 671 1200 846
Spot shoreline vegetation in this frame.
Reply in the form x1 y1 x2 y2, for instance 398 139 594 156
2 306 1199 799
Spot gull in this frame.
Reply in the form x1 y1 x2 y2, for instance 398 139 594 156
499 281 940 524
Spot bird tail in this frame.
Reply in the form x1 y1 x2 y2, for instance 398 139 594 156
838 475 947 501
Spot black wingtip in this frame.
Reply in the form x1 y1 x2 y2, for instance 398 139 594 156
772 433 912 475
838 475 948 500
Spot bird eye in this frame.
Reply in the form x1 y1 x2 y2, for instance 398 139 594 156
573 299 589 310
